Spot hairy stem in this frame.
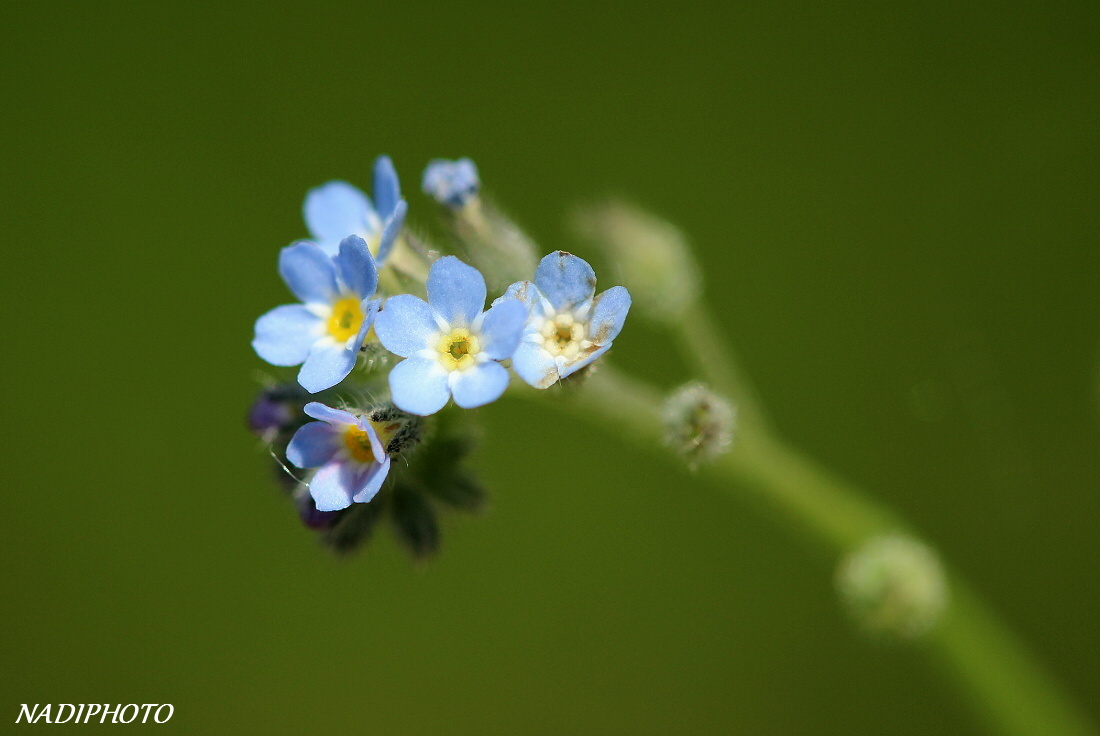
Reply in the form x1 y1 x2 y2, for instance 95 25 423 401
517 365 1096 736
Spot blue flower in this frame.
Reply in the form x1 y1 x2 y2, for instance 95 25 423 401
422 158 480 209
503 251 631 389
303 155 408 261
286 402 391 511
252 235 381 393
374 256 527 415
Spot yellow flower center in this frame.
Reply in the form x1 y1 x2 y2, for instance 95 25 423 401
327 297 365 342
342 425 376 464
436 328 480 371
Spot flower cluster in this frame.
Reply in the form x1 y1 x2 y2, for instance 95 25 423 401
249 156 631 556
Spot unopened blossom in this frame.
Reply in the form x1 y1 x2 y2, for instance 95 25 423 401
422 158 480 209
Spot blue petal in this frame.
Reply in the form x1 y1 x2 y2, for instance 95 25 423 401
497 280 540 313
303 401 357 426
587 286 631 345
351 457 390 504
355 415 386 461
294 486 341 529
375 199 407 265
388 357 451 416
478 298 527 360
375 294 439 358
426 256 486 327
298 341 357 394
450 362 510 408
286 422 338 468
334 235 378 298
349 298 380 350
278 242 339 305
253 305 323 366
309 462 355 511
534 251 597 312
373 156 401 221
303 181 373 253
560 342 611 379
511 339 559 389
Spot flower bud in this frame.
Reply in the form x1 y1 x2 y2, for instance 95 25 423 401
246 384 306 443
366 403 425 457
422 158 480 210
572 200 700 323
836 534 948 639
662 382 735 468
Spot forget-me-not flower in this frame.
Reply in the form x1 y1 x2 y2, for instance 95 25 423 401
304 155 408 261
375 256 527 415
422 158 480 209
252 235 381 393
503 251 631 389
286 402 392 511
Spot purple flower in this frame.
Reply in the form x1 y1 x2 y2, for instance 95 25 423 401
285 402 392 511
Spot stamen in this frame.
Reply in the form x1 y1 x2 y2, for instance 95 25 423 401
540 313 586 358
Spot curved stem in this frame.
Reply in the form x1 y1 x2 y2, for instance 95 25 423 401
516 366 1097 736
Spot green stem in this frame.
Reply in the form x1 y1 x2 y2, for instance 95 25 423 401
932 583 1096 736
518 366 1096 736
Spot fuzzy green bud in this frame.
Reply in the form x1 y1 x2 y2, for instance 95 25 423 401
837 534 948 639
662 382 735 468
572 200 700 323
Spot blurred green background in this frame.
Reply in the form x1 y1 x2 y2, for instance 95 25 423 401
1 2 1097 733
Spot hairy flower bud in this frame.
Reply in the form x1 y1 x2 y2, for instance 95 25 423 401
572 200 700 323
247 383 308 443
366 403 426 457
662 382 735 468
837 534 948 639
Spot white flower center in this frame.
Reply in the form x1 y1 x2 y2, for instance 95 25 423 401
538 313 588 359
